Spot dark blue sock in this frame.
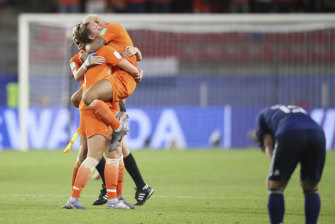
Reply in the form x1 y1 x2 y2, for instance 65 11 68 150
96 156 106 186
304 190 321 224
268 190 284 224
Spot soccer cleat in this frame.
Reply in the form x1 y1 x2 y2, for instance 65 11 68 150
134 185 155 206
118 195 135 209
106 199 130 209
62 199 86 210
92 184 108 205
109 112 130 152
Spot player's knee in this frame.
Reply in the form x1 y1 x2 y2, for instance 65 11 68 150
82 91 97 106
82 91 91 106
106 158 120 166
267 180 287 191
71 93 80 108
81 157 99 171
301 180 318 192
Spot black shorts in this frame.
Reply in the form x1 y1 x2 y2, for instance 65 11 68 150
268 130 326 182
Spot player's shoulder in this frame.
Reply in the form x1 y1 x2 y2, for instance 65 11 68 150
105 22 123 31
96 45 117 55
70 50 82 63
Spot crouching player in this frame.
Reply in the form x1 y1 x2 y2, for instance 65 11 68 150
251 105 326 224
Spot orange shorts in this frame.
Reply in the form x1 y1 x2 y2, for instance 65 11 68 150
78 113 86 137
79 109 113 139
104 70 136 102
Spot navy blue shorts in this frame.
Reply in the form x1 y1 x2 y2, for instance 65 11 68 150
268 130 326 182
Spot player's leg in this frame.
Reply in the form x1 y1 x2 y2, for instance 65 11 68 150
71 88 82 108
121 140 154 206
105 145 132 209
82 79 122 130
116 154 134 208
92 156 108 205
72 134 87 186
64 135 105 209
64 110 111 209
300 130 326 224
266 132 300 224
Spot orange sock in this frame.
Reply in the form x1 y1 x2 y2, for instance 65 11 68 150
89 100 120 130
71 157 98 198
117 161 125 197
105 159 119 199
71 162 81 187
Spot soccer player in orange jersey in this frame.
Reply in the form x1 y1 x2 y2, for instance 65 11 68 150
69 47 141 207
74 17 142 151
76 15 155 205
71 20 154 206
63 25 141 209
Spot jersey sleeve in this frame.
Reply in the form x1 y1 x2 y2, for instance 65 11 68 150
98 23 121 44
99 46 124 67
69 51 82 78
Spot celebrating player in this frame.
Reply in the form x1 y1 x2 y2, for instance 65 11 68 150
251 104 326 224
72 14 154 205
76 15 141 151
63 23 143 209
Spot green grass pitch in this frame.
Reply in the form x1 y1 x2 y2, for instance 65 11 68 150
0 149 334 224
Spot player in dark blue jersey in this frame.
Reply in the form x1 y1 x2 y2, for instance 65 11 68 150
252 105 326 224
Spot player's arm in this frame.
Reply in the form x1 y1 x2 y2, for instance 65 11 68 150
73 52 105 81
117 60 143 83
263 134 274 161
121 46 143 61
104 46 144 83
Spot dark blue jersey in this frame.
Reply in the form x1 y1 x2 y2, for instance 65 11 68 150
257 105 323 143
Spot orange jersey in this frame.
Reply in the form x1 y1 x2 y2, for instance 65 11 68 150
79 45 124 110
70 51 88 109
98 23 137 69
69 50 84 84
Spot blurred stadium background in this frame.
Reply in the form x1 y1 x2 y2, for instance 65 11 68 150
0 1 335 151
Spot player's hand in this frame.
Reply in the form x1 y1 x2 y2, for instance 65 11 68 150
122 46 142 61
90 56 105 65
83 52 101 69
80 51 89 63
134 68 143 83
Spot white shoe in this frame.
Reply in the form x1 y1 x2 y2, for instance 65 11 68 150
106 199 130 209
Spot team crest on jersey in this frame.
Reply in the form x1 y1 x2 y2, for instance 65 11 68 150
105 126 109 132
99 28 107 35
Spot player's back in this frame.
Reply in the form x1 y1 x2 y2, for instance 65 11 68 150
83 45 123 91
259 105 322 137
99 23 137 67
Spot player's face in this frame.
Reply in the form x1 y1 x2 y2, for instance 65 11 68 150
87 22 103 40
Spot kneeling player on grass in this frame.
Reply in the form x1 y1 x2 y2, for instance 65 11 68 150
251 104 326 224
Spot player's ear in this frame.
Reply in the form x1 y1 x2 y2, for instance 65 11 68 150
88 34 95 40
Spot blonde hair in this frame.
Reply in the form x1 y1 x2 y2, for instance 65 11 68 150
83 14 105 26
